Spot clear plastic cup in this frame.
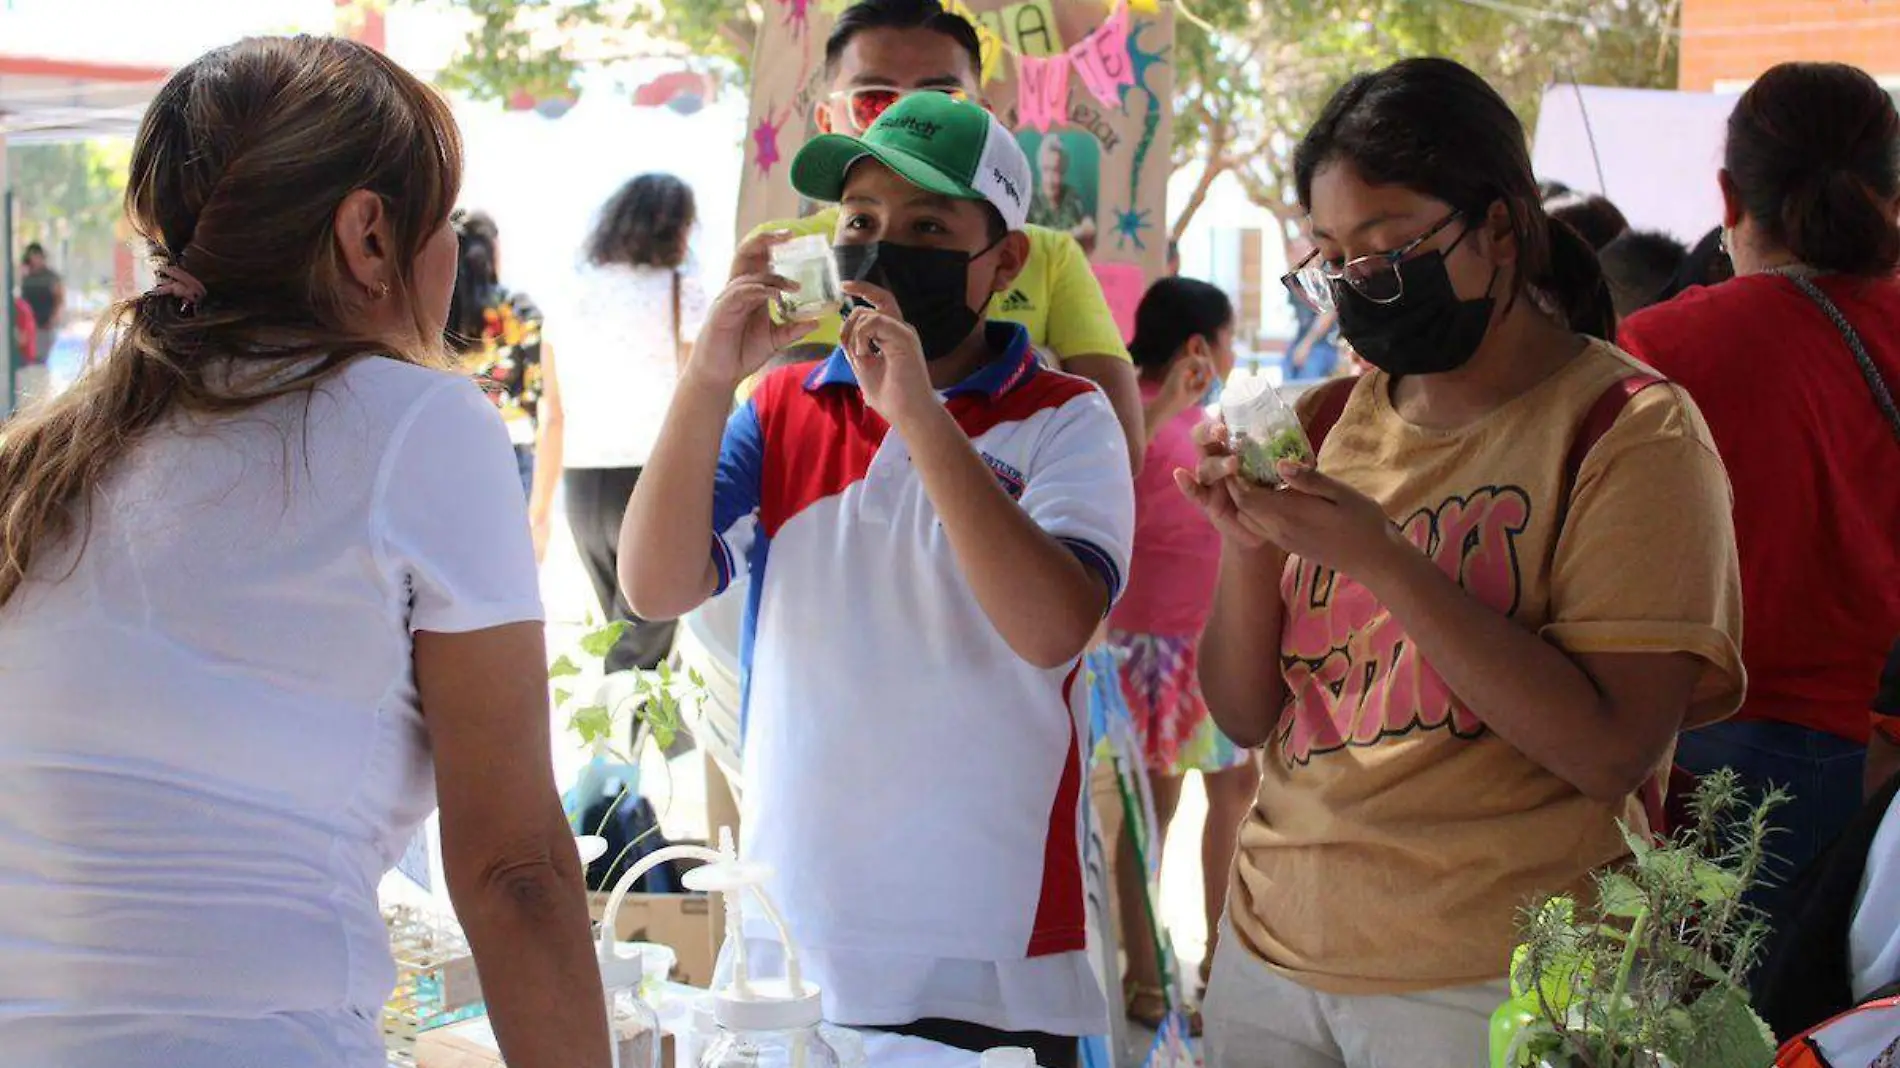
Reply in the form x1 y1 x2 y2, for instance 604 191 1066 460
769 234 844 322
1220 376 1314 487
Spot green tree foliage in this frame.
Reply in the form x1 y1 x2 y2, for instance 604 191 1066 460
423 0 1677 245
422 0 760 101
1169 0 1679 243
9 140 132 299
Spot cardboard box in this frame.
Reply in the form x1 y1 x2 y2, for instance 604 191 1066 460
415 1024 502 1068
589 890 722 989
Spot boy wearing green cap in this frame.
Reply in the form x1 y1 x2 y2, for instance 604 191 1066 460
620 93 1132 1066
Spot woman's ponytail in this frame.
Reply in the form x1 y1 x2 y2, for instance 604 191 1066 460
1539 215 1617 340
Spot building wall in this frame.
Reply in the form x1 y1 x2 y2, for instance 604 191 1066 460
1680 0 1900 90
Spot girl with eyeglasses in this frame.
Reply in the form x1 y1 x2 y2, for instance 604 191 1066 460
1180 58 1745 1066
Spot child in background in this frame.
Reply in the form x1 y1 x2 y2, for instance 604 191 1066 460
618 93 1134 1068
1108 278 1258 1030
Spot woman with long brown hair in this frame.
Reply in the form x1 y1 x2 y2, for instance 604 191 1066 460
0 37 608 1068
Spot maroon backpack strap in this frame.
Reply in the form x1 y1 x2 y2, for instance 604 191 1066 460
1559 371 1671 835
1302 376 1359 456
1562 373 1669 495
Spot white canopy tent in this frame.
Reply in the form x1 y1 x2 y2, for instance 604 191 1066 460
1531 83 1741 244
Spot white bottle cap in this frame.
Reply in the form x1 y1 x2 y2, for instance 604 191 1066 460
980 1049 1039 1068
598 941 645 991
712 977 824 1032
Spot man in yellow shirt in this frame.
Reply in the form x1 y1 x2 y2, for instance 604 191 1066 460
746 0 1144 470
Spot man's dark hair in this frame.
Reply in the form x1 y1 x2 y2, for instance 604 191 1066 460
1599 229 1688 320
1546 192 1630 251
825 0 983 77
1656 226 1735 303
22 242 44 263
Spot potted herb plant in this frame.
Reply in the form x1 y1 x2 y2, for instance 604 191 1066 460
1491 769 1789 1068
551 619 708 876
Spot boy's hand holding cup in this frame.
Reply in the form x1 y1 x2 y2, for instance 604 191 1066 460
688 230 817 392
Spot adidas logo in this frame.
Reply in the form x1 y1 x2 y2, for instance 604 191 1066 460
999 290 1032 312
879 116 942 138
991 168 1023 206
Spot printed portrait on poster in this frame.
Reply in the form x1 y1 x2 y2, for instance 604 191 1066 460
1020 129 1101 254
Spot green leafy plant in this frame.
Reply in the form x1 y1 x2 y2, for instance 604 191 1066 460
1232 426 1313 486
1491 769 1788 1068
552 619 709 876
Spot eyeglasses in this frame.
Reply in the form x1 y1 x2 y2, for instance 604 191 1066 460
829 85 972 133
1282 211 1465 313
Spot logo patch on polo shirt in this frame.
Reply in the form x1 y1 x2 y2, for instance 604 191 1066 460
998 289 1033 313
982 452 1027 500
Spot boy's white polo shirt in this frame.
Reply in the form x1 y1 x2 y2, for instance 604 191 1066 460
707 322 1133 1032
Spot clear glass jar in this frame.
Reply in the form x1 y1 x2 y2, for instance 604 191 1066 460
769 233 844 322
1219 375 1314 487
700 1024 842 1068
609 984 662 1068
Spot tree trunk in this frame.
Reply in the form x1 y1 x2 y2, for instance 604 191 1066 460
1170 141 1231 242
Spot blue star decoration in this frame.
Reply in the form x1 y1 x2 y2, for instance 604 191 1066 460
1114 205 1154 251
1121 21 1170 114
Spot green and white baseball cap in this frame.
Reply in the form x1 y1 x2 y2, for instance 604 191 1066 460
792 92 1031 231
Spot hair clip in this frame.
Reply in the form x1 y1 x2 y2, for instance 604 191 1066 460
150 264 208 316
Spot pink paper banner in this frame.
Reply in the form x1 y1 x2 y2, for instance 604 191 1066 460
1068 1 1134 109
1092 261 1146 344
1015 53 1071 134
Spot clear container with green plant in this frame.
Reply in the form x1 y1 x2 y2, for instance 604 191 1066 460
1219 377 1314 487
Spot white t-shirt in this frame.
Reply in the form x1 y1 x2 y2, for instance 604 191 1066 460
548 262 710 469
710 329 1132 1035
1851 786 1900 1001
0 358 544 1068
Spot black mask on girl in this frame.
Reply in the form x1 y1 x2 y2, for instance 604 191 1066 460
834 238 1003 361
1334 243 1499 377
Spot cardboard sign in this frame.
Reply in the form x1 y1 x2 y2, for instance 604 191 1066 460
1068 1 1134 107
1017 54 1071 133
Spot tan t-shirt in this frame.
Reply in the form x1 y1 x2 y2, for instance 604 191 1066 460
1229 340 1746 996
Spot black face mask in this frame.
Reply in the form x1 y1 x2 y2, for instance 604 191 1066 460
1334 247 1499 377
834 239 1002 362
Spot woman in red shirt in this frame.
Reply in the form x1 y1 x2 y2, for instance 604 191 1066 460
1620 62 1900 914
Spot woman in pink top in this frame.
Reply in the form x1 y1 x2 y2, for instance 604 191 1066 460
1108 277 1255 1028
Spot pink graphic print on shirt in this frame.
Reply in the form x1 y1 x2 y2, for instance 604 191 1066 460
1276 485 1533 766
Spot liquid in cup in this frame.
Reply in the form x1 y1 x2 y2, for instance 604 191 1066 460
770 234 844 322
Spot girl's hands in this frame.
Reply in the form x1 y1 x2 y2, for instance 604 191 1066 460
1172 420 1275 550
1175 423 1410 581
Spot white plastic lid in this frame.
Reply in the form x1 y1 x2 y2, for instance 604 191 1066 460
979 1049 1039 1068
576 835 609 866
712 978 824 1032
598 941 645 991
682 859 775 894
